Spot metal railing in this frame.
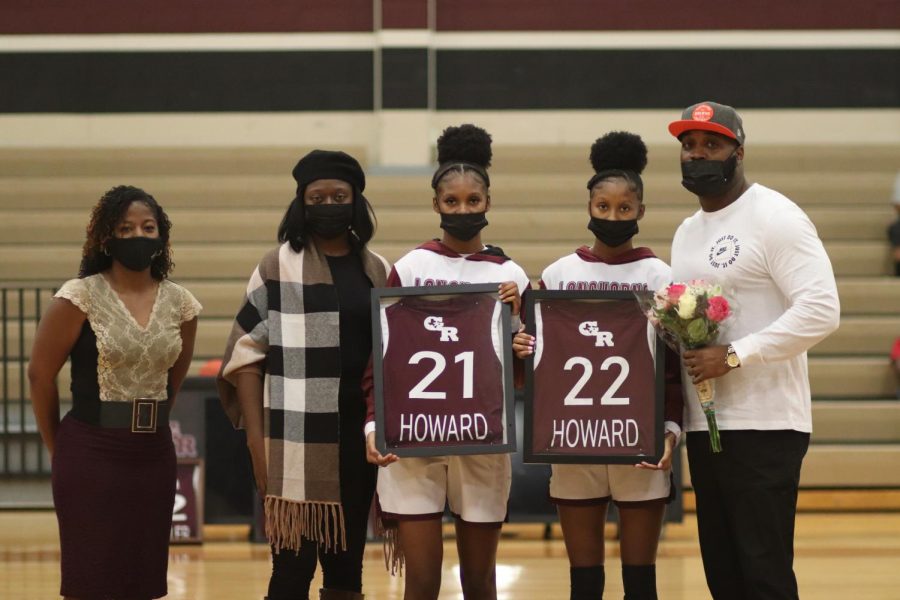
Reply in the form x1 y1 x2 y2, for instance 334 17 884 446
1 284 57 477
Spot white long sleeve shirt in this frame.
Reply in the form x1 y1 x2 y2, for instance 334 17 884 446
670 183 840 432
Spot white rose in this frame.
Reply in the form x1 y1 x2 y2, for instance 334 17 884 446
654 292 668 309
677 292 697 319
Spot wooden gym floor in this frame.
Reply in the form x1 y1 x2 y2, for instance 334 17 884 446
1 511 899 599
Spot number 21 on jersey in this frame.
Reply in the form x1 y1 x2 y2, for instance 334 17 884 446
408 350 475 400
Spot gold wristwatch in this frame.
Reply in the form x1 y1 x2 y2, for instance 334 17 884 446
725 344 741 368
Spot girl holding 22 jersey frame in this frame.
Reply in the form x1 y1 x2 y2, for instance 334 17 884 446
514 132 683 600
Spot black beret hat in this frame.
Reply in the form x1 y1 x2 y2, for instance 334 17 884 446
291 149 366 193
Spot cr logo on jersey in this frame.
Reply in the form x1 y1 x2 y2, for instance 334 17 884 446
423 316 459 342
578 321 614 347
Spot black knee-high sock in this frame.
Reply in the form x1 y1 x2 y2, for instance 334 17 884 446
570 565 605 600
622 564 657 600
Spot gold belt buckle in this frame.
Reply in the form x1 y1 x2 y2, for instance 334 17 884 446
132 398 159 433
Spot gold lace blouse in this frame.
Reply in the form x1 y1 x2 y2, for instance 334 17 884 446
55 275 202 401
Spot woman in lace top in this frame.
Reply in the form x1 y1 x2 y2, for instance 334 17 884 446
28 185 201 600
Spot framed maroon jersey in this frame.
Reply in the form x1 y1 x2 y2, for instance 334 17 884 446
372 284 516 457
524 290 665 464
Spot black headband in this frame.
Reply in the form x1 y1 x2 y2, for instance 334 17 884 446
431 161 491 190
587 169 643 191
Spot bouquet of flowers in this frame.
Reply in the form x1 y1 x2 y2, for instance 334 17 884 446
639 280 732 453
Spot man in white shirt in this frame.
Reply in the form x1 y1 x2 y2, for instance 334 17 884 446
668 101 840 600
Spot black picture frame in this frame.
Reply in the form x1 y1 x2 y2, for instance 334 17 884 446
371 283 516 458
523 290 666 465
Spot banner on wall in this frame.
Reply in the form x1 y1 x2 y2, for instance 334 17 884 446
170 458 204 544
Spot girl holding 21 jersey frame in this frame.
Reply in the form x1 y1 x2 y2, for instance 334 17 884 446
364 124 530 600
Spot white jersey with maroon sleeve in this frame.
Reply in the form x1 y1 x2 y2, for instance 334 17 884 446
391 240 531 294
540 246 671 293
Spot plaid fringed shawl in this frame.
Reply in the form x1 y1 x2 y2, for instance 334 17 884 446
218 241 389 552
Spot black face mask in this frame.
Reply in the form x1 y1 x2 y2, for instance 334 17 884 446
440 212 488 242
588 218 639 247
107 237 162 272
680 151 739 197
305 204 353 239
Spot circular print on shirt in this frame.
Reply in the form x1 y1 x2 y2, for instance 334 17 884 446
708 234 741 269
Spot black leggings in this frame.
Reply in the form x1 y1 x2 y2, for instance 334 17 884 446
268 504 369 597
267 402 376 599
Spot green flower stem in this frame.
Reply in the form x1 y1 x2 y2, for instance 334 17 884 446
694 379 724 453
701 401 723 454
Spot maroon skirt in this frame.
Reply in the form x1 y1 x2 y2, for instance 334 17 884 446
52 412 176 599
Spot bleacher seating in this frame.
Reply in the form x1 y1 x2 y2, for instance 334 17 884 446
1 144 898 504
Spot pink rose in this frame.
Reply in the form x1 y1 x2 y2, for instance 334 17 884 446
705 295 730 322
666 284 687 304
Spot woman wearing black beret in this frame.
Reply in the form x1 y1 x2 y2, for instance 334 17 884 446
219 150 390 600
